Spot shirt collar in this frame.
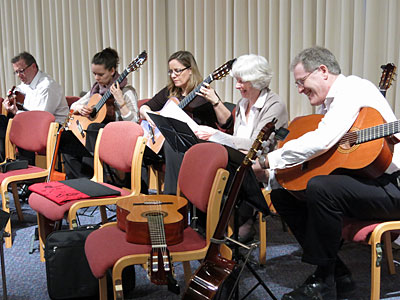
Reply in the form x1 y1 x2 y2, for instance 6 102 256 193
238 88 269 111
322 74 346 112
28 71 42 89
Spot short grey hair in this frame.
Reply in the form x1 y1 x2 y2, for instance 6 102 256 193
231 54 273 90
290 46 341 75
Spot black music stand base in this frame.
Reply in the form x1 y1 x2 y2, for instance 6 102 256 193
218 203 277 300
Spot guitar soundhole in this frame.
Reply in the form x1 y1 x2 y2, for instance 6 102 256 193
338 131 358 153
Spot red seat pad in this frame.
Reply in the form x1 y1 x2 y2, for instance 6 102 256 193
85 224 206 278
0 166 45 183
28 183 130 221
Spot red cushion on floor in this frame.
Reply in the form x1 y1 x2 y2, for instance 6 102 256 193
28 183 130 221
85 224 206 278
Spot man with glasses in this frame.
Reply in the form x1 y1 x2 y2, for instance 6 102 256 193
259 46 400 300
4 52 69 123
0 52 69 164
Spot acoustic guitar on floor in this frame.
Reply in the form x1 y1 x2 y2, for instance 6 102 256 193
275 107 400 192
67 51 147 145
142 58 236 154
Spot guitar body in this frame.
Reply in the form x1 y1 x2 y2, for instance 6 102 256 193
116 195 188 245
276 107 394 191
183 255 236 300
68 94 107 145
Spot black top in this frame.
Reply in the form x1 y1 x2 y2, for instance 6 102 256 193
146 86 219 128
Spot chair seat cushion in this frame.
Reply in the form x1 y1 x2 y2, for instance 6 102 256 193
85 224 207 278
342 218 400 243
0 166 46 183
28 183 130 221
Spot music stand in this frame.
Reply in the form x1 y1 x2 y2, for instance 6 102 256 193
148 114 198 153
0 209 10 300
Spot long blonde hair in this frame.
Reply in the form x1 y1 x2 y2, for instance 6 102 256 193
167 51 203 98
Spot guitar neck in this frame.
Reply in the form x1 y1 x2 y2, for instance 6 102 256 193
93 69 129 112
147 214 167 247
178 75 213 109
350 119 400 144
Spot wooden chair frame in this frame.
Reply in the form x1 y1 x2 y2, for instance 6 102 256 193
0 117 58 248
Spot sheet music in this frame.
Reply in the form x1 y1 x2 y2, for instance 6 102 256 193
208 131 236 149
155 101 199 132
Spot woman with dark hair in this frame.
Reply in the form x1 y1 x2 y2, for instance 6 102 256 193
61 47 138 180
140 50 227 194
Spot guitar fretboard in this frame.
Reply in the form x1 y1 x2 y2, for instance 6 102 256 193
178 75 213 109
94 68 130 112
341 119 400 145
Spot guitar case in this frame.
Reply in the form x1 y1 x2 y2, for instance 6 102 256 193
45 225 136 299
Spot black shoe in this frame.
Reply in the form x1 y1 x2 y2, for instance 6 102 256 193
282 275 336 300
336 273 356 299
303 273 356 299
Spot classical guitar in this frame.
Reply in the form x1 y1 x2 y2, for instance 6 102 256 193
67 51 147 145
182 119 278 300
142 58 236 154
275 107 398 192
116 195 188 294
378 63 396 97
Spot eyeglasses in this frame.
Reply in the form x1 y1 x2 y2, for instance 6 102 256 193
167 66 190 76
14 63 33 75
295 69 318 88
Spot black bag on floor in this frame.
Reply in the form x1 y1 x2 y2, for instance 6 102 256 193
45 225 99 300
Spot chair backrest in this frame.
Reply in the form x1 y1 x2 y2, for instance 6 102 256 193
178 143 228 213
65 96 80 108
94 121 145 192
9 111 56 155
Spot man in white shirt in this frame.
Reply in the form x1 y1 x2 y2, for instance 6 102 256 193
258 46 400 300
4 51 69 123
1 52 69 163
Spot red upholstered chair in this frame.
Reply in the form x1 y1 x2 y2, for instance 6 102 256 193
0 111 58 248
84 142 230 300
29 121 146 261
341 218 400 300
65 96 80 108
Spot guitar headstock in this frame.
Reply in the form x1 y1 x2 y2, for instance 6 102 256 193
126 50 148 73
243 119 278 165
211 58 237 81
379 63 396 92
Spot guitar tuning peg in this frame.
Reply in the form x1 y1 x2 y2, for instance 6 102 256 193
256 149 262 157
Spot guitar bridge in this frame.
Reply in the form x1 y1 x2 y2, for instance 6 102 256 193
76 120 85 138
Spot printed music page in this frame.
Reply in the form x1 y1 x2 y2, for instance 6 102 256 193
158 101 199 131
208 131 236 148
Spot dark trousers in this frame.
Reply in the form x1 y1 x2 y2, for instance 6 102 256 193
271 173 400 266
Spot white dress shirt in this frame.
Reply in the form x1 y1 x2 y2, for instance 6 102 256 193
16 71 69 123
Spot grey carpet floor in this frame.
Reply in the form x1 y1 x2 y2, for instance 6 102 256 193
2 201 400 299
